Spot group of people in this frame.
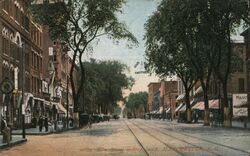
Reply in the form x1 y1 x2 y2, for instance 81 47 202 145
38 115 49 132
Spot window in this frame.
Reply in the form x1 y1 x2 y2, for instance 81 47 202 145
25 16 30 31
3 0 10 13
238 78 245 93
10 43 15 58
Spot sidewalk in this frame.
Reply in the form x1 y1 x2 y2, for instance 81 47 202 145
12 124 73 135
0 135 27 150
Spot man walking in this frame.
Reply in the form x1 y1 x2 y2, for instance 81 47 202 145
44 115 49 132
38 115 43 132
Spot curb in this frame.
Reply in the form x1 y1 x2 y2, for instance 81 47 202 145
12 128 75 136
0 138 27 150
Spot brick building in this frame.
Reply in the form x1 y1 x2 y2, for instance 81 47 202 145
147 82 160 112
0 0 44 127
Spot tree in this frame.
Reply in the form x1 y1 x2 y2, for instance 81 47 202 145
144 0 212 125
30 0 138 124
82 59 135 114
145 0 250 126
145 8 198 123
192 0 250 127
126 92 148 118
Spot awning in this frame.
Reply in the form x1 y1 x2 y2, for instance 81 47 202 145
175 103 184 113
166 108 171 113
176 94 185 101
44 100 51 106
210 99 219 109
33 97 45 102
192 99 219 110
192 101 204 110
179 104 186 112
18 93 33 109
194 86 203 97
51 102 67 114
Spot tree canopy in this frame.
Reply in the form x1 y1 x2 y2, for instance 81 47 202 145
82 59 134 114
30 0 138 112
126 92 148 118
144 0 250 125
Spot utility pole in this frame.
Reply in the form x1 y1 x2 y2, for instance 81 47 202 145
66 58 69 129
21 43 26 139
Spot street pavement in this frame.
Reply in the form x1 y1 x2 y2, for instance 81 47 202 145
0 119 249 156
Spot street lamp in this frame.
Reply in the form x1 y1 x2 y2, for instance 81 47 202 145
21 43 26 139
66 57 69 129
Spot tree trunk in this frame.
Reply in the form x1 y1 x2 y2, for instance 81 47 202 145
185 92 192 123
222 82 231 127
133 109 136 118
203 87 210 126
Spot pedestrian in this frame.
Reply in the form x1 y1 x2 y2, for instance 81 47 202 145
31 117 37 128
88 115 92 129
38 115 43 132
44 115 48 132
195 112 199 123
1 117 7 133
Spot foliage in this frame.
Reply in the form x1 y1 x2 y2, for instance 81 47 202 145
30 0 138 112
144 0 249 125
126 92 148 115
82 59 135 114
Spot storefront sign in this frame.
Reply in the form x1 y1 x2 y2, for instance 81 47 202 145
233 94 247 117
2 27 22 47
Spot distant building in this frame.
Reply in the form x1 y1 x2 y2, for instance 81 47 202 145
147 82 160 112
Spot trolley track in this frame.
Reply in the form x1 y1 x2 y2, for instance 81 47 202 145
123 120 150 156
137 120 250 156
129 120 222 156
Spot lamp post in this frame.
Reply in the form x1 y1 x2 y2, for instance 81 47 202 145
21 43 26 139
66 59 69 129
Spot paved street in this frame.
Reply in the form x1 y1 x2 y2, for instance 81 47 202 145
0 119 249 156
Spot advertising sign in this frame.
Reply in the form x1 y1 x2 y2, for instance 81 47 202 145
232 94 247 117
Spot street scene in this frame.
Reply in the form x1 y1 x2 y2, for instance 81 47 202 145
0 0 250 155
0 119 250 156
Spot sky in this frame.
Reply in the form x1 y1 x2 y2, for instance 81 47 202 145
85 0 245 96
85 0 161 95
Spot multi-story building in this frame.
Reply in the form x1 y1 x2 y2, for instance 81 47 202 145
147 82 160 112
147 80 178 118
0 1 78 129
42 26 78 122
0 0 44 128
160 80 178 118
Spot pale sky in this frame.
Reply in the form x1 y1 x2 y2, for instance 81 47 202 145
84 0 245 96
85 0 161 95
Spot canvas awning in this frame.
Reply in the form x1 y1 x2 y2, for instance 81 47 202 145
33 97 45 102
51 102 67 114
192 99 219 110
179 104 187 112
194 86 203 97
176 94 185 101
210 99 219 109
175 103 184 113
17 93 33 109
192 101 204 110
166 107 171 113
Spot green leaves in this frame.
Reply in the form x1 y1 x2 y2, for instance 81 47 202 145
82 59 134 112
126 92 148 112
